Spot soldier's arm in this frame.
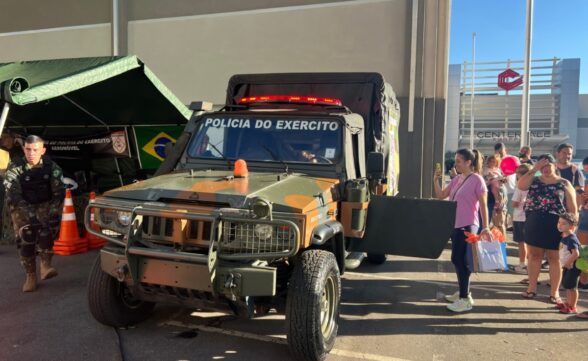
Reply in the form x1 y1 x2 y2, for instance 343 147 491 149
49 162 65 216
4 165 25 206
4 164 36 216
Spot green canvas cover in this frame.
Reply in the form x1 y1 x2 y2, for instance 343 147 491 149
0 55 191 127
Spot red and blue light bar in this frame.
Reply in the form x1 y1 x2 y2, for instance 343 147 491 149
238 95 342 106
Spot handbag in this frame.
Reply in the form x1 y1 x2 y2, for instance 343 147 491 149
471 237 507 272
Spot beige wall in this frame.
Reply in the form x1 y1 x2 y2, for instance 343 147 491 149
128 0 410 104
0 0 450 196
128 0 355 21
0 0 109 33
0 25 111 62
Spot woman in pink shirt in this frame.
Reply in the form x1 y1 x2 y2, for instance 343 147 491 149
434 148 490 312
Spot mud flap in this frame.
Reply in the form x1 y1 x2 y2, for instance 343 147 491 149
349 196 456 259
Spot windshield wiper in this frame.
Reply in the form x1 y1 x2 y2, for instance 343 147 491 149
260 144 289 174
209 142 232 168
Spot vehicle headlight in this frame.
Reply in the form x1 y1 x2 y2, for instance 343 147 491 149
254 224 273 241
251 198 272 219
116 211 132 227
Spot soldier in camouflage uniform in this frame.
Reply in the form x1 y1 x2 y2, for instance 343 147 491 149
4 135 64 292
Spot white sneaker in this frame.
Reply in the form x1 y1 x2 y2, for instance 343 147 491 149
447 298 473 312
444 291 474 305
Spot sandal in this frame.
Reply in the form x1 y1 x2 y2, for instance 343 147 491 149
559 304 578 314
521 291 537 299
549 296 562 304
576 311 588 319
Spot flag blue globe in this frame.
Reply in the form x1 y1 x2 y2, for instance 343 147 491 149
154 137 173 158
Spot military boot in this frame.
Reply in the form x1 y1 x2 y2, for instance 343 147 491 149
40 252 58 280
20 257 37 292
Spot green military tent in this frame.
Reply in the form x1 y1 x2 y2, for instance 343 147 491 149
0 56 193 184
0 56 194 244
0 55 191 128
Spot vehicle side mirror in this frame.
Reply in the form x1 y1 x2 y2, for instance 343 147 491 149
367 152 385 180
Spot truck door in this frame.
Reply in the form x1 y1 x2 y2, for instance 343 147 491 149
349 196 456 259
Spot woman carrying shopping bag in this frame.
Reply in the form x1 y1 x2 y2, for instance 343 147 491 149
434 148 491 312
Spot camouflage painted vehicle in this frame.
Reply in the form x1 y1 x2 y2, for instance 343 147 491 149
86 73 455 361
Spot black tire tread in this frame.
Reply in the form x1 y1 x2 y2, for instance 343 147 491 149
286 250 340 361
87 256 154 327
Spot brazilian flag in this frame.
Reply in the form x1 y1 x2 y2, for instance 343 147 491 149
134 126 184 169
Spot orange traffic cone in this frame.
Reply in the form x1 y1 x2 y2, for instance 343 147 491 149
87 191 106 249
53 189 88 256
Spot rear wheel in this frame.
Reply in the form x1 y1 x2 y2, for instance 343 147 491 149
286 250 340 361
87 256 155 327
366 253 387 265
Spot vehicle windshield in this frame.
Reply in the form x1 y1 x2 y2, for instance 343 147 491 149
187 115 342 164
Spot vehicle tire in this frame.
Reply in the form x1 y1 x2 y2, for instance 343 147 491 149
366 253 387 265
286 250 341 361
87 256 155 327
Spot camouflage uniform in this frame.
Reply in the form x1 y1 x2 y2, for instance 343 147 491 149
4 156 64 258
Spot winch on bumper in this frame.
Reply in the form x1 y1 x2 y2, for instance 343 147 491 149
86 202 301 300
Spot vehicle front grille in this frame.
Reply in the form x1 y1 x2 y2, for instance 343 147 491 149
141 216 212 248
219 220 298 259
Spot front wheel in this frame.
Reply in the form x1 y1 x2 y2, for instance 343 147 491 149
286 250 341 361
87 256 155 327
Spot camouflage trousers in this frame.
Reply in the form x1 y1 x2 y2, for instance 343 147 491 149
11 202 60 258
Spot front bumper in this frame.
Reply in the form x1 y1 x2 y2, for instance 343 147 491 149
100 248 276 297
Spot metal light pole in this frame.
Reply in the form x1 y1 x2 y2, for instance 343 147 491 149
469 32 476 150
520 0 534 148
0 103 10 136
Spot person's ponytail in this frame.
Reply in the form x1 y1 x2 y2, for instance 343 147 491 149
456 148 480 173
472 149 484 174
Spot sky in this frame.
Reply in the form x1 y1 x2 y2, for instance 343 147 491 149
450 0 588 93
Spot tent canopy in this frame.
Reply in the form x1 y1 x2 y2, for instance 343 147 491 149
0 56 192 128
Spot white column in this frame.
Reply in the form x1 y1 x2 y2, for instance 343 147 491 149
520 0 534 148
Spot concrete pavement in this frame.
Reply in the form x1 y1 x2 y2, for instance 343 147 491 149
0 244 587 361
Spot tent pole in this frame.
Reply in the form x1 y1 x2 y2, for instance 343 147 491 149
62 95 109 127
114 157 124 187
114 129 125 187
0 103 11 135
131 126 143 169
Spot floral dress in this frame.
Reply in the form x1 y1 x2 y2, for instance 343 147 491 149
524 178 566 216
524 177 567 250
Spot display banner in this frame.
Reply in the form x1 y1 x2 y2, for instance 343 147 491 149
134 126 184 169
12 130 130 158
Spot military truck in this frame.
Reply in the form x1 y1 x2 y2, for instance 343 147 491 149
86 73 455 361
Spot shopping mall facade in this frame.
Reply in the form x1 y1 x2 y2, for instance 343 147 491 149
446 57 587 160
